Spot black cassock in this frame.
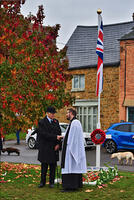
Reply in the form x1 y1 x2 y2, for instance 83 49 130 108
61 117 83 190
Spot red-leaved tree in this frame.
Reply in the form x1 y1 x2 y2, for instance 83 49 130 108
0 0 74 134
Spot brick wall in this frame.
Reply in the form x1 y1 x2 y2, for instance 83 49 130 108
57 66 119 130
119 40 134 121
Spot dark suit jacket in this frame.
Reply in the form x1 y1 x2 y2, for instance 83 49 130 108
37 116 61 164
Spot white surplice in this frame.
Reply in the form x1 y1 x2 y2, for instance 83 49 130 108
62 119 87 174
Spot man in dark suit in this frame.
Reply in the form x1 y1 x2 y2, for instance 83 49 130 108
37 106 62 188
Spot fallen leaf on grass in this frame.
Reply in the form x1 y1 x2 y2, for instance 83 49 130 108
28 184 34 186
85 189 93 193
97 184 108 189
98 185 103 189
15 175 22 179
120 190 125 193
0 180 8 183
101 184 108 187
23 164 28 168
112 177 120 182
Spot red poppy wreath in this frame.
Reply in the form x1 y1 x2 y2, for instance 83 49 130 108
91 129 106 145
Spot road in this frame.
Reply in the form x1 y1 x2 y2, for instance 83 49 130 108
1 140 134 172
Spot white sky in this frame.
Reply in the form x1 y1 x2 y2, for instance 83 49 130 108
21 0 134 49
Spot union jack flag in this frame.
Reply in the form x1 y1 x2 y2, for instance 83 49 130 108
96 14 103 96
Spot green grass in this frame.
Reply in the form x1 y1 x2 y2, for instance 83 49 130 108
0 162 134 200
4 132 26 140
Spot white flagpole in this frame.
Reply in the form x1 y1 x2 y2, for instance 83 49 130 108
96 92 101 169
96 9 102 169
97 92 101 129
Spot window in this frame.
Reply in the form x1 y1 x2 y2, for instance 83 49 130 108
131 124 134 132
127 107 134 122
114 124 130 132
76 106 97 133
72 74 85 91
74 99 98 133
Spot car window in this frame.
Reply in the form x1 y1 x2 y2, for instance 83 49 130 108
114 124 130 132
131 124 134 132
60 124 68 133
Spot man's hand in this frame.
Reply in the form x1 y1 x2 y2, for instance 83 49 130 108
54 144 60 151
57 135 63 140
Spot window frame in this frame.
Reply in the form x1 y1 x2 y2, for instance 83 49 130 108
71 74 85 92
73 99 98 133
127 107 134 122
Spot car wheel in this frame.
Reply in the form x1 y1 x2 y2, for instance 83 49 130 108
28 137 36 149
104 140 117 154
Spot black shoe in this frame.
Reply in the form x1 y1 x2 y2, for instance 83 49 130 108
49 184 54 188
38 183 45 188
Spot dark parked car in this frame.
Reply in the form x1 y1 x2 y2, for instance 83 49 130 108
103 122 134 153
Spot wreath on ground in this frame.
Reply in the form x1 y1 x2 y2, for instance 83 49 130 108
91 129 106 144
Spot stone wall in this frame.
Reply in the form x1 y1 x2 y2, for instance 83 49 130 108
56 66 119 130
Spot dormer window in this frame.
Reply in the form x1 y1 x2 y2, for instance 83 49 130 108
72 74 85 91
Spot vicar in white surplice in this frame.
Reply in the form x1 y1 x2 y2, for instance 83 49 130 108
61 108 87 192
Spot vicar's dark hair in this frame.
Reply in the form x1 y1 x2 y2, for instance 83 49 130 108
67 108 77 117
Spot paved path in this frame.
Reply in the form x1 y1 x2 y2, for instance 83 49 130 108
1 140 134 172
1 140 40 165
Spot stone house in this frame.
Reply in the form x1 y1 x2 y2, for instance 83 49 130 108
57 18 134 132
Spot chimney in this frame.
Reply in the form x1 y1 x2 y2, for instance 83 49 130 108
133 13 134 21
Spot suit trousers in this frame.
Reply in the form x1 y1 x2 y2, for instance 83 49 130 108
41 162 56 185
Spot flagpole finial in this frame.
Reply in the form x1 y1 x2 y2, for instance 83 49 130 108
97 9 102 15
